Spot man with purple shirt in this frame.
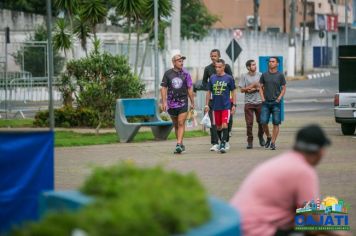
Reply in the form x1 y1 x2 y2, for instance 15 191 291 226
161 54 195 154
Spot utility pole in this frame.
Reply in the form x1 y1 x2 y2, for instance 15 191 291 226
154 0 159 99
253 0 260 32
4 27 9 119
287 0 296 77
345 0 349 45
301 0 307 75
171 0 181 52
46 0 54 130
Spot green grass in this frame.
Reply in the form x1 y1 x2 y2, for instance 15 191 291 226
55 130 208 147
0 119 34 128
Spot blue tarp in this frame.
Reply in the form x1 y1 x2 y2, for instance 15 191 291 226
0 131 54 233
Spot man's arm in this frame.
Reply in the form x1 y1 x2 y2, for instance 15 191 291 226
259 74 265 102
202 67 209 90
240 82 260 93
231 88 237 114
188 87 195 109
160 87 167 111
204 90 211 113
276 85 286 103
259 84 265 102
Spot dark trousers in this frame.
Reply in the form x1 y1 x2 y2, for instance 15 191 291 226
209 100 233 144
208 100 219 145
244 103 264 144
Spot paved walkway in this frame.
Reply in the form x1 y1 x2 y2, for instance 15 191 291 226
55 116 356 233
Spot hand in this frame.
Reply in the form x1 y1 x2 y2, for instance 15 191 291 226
231 105 236 114
276 97 281 103
161 103 167 112
204 105 209 113
190 103 195 110
261 97 265 103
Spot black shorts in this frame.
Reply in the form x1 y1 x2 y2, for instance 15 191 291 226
168 106 188 117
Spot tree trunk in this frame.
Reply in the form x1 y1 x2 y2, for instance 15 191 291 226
127 15 132 62
68 12 75 59
139 26 154 79
134 22 141 75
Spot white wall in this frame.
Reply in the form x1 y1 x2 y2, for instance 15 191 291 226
179 29 330 82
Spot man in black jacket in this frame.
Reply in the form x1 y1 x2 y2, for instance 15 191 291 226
202 49 234 151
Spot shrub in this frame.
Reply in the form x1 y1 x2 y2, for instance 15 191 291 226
12 164 211 236
58 51 145 127
33 107 101 128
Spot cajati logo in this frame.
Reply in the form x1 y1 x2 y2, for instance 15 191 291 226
295 196 350 231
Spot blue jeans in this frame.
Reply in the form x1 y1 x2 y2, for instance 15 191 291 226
260 100 281 125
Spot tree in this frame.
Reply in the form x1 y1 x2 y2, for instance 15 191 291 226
111 0 144 62
0 0 52 15
53 19 73 57
73 12 92 56
62 48 145 130
80 0 108 38
54 0 79 30
136 0 172 78
181 0 219 41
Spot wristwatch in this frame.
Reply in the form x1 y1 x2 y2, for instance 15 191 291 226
232 104 237 107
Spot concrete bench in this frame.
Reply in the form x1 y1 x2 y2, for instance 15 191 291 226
115 98 173 142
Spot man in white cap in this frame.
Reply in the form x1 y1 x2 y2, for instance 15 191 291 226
161 54 195 154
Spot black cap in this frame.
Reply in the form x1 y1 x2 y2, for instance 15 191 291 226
294 124 331 152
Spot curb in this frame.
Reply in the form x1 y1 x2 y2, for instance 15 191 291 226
306 71 331 79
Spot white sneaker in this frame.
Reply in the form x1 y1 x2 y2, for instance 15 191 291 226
225 142 230 150
210 144 220 151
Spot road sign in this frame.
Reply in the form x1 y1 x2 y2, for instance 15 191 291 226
233 29 243 39
226 39 242 63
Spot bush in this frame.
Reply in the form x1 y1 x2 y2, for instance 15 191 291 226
58 51 145 127
33 107 102 128
11 163 211 236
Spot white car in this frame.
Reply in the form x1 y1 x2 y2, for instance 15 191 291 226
334 93 356 135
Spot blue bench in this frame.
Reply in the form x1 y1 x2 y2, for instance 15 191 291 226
115 98 173 142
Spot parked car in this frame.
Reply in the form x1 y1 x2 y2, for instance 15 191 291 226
334 45 356 135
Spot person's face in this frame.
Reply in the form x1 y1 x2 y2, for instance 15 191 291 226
173 58 184 70
268 58 278 70
248 61 257 72
311 148 326 166
215 62 225 75
210 52 220 63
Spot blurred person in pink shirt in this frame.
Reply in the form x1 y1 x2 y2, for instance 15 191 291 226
230 124 349 236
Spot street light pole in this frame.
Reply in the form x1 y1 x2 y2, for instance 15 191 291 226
345 0 349 45
287 0 296 77
253 0 259 32
301 0 307 75
46 0 54 130
154 0 159 99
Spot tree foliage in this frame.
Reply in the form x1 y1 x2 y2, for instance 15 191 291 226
181 0 219 41
60 48 145 127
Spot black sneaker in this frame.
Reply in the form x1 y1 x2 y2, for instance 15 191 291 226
259 136 266 147
174 144 182 154
265 137 272 149
219 142 226 153
181 144 186 152
246 143 253 149
270 143 276 150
